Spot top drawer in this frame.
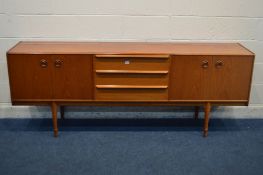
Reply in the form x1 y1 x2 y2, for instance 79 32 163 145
94 55 170 71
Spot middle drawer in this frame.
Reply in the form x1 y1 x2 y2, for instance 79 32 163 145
95 73 168 86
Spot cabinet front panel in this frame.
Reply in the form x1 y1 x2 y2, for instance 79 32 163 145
209 56 254 100
169 56 212 100
7 54 53 100
53 55 93 99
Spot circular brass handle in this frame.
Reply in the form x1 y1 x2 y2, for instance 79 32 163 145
201 60 209 69
40 59 48 68
215 60 224 68
54 59 63 68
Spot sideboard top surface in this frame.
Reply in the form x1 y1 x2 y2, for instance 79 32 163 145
7 41 254 56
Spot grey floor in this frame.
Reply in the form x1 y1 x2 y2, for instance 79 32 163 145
0 118 263 175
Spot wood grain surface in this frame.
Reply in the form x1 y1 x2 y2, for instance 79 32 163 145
8 42 254 56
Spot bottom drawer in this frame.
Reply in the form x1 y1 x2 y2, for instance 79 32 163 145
95 88 168 101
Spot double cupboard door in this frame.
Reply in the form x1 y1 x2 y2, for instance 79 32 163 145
169 55 254 101
7 54 93 100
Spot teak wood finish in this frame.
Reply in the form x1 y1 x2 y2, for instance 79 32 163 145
7 42 255 137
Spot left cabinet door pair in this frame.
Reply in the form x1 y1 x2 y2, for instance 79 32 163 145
7 54 93 101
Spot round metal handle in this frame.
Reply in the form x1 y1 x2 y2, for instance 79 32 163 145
215 60 224 68
40 59 48 68
54 59 63 68
201 60 209 69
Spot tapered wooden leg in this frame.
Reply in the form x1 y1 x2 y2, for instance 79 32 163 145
203 102 211 137
51 102 58 137
60 106 65 119
194 106 199 120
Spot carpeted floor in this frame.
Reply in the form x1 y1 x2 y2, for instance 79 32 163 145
0 118 263 175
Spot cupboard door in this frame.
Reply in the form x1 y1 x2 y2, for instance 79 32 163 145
52 55 93 99
169 56 212 100
210 56 254 100
7 54 53 100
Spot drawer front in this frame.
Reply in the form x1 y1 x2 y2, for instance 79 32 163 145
95 88 168 101
95 73 168 86
95 55 170 71
94 55 170 101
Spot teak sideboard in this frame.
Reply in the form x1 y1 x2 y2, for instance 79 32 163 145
7 42 255 137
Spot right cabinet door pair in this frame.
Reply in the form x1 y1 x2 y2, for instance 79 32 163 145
169 55 254 101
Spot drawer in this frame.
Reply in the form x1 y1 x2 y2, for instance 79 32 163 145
95 73 168 86
95 87 168 101
94 55 170 71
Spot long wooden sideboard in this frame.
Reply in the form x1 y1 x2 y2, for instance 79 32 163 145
7 42 255 137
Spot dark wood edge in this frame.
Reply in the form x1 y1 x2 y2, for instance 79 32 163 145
91 55 95 100
168 55 173 99
6 54 15 101
93 55 97 100
9 52 255 56
167 56 172 96
247 55 255 105
11 101 247 106
12 99 248 102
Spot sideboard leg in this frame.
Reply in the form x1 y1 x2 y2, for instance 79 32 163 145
203 102 211 137
60 106 65 119
194 106 199 120
51 102 58 137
